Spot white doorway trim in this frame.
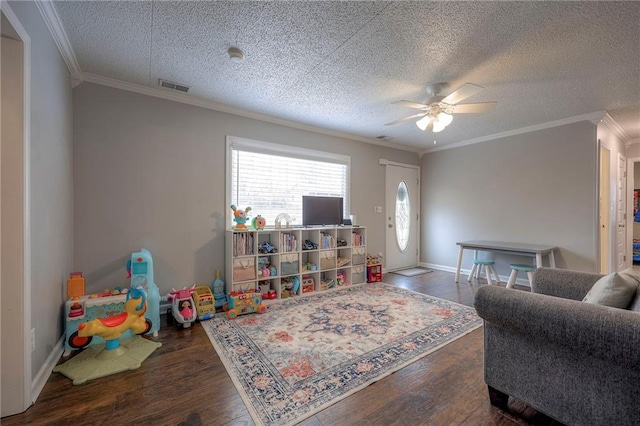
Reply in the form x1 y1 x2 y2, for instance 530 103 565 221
379 159 421 271
1 0 33 414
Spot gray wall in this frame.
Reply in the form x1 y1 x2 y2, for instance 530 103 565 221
421 121 598 276
4 0 74 400
73 82 419 295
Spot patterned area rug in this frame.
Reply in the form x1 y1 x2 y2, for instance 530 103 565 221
202 283 482 426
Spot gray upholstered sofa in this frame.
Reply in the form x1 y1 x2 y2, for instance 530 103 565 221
474 267 640 426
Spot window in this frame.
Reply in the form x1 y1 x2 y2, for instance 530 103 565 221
395 181 410 252
227 136 350 228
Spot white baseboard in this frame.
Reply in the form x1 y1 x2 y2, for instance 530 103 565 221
31 334 64 404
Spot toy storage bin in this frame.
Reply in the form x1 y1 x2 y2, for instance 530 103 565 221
320 250 336 270
280 253 299 276
352 247 365 265
233 257 256 281
352 265 365 284
367 264 382 283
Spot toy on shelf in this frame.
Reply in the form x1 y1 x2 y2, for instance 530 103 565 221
366 252 383 265
320 277 336 291
259 280 270 298
258 241 277 254
67 272 86 298
54 287 162 385
212 270 227 309
302 276 315 293
230 205 251 229
281 276 300 298
258 280 276 300
337 271 348 287
167 286 197 328
252 215 266 230
62 248 161 356
274 212 292 229
223 289 268 319
193 285 216 320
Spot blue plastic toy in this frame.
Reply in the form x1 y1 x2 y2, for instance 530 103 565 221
213 270 227 309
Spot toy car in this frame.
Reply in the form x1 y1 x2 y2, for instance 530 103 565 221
193 285 216 320
223 289 268 319
168 287 197 328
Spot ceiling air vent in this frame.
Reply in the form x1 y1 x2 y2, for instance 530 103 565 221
158 79 190 93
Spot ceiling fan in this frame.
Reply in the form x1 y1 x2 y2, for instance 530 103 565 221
386 82 497 132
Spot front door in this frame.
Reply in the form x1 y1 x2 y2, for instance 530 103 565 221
385 164 419 270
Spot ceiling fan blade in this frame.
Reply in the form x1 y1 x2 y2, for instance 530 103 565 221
385 112 427 126
452 102 497 114
441 83 484 105
392 100 429 110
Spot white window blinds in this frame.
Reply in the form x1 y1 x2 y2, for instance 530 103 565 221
228 137 349 227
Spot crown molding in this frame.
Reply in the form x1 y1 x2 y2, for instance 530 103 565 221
81 72 420 154
420 111 608 155
599 113 631 144
34 0 83 82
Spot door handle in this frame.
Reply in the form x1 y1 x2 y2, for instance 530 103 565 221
388 224 393 228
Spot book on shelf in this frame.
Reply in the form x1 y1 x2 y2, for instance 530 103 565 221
280 232 297 252
233 232 254 256
320 232 335 249
352 232 365 246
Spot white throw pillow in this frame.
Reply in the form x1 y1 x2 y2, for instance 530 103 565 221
582 269 640 309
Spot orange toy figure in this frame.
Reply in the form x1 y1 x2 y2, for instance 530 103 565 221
71 288 151 351
230 205 251 229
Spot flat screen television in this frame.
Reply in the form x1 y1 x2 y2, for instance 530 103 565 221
302 196 344 226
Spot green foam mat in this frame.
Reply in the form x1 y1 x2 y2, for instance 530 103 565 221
53 336 162 385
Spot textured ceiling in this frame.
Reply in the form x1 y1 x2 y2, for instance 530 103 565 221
53 1 640 150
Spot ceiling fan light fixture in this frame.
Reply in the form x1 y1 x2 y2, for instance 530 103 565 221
432 112 453 133
416 115 432 131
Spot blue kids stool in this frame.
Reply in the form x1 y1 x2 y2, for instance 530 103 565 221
468 259 500 285
507 263 536 289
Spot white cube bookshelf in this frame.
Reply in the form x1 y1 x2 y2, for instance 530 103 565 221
225 226 367 300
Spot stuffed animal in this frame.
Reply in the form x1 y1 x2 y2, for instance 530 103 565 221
252 215 266 230
230 205 251 229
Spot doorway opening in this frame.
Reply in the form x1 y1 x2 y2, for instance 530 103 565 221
1 6 32 417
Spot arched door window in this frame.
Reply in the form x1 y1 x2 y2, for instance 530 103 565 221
395 181 411 251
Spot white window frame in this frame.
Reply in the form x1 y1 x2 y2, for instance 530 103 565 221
225 135 351 228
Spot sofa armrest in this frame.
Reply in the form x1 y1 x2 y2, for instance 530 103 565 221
474 285 640 370
531 267 602 300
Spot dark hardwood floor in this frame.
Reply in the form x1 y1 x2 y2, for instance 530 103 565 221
2 270 560 426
